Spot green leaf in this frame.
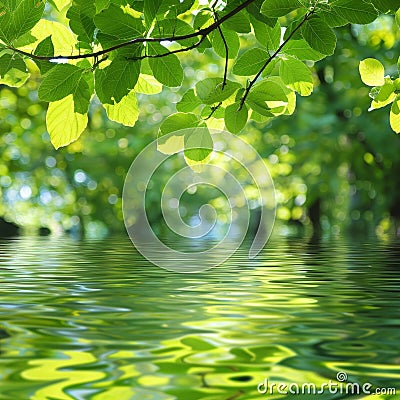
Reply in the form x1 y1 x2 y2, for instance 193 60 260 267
317 4 348 27
184 125 213 162
103 90 139 127
269 76 297 115
95 59 140 104
251 18 281 51
201 105 225 119
224 102 249 134
390 95 400 133
359 58 385 87
67 0 96 43
0 0 45 43
0 53 16 77
396 8 400 29
46 95 88 149
196 78 241 105
95 0 109 13
152 19 195 47
330 0 378 25
34 36 55 75
283 16 305 41
232 48 270 76
222 10 251 33
52 0 71 11
209 28 240 59
144 0 162 27
0 53 28 87
369 80 396 111
159 112 200 136
246 79 288 115
247 0 277 27
94 4 144 38
134 74 162 95
280 56 313 96
282 39 325 61
370 0 399 13
157 112 200 154
261 0 302 18
157 0 195 17
301 16 337 56
20 19 77 56
148 43 183 87
39 64 82 101
38 64 92 113
176 89 202 113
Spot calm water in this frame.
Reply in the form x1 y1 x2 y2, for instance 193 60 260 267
0 235 399 400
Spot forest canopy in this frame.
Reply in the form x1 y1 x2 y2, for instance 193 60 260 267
0 0 399 156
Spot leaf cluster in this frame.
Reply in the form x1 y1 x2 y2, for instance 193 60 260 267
0 0 398 158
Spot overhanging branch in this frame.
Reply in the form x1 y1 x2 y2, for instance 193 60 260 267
7 0 257 62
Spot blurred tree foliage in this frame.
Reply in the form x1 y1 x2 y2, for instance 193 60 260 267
0 1 399 237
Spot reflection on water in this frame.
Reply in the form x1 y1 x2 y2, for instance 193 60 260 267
0 235 399 399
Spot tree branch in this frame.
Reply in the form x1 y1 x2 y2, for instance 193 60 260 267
7 0 257 62
240 11 313 109
126 36 207 61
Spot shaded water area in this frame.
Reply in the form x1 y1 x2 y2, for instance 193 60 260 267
0 235 399 399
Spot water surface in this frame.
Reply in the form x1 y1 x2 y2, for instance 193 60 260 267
0 235 399 399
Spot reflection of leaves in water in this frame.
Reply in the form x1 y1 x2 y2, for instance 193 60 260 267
0 328 10 339
1 237 400 398
21 351 105 400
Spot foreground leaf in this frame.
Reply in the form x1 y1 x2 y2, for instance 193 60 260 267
103 90 139 127
184 126 213 162
359 58 385 87
232 48 270 76
261 0 301 18
331 0 378 25
196 78 241 105
0 0 45 43
390 95 400 133
225 102 249 134
0 53 28 87
280 56 313 96
148 43 183 87
46 95 88 149
301 17 337 56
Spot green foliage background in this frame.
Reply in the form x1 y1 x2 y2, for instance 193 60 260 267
0 0 400 237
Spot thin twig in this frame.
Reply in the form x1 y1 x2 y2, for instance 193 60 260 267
212 6 229 89
7 0 257 62
239 11 313 109
204 102 222 120
126 36 206 61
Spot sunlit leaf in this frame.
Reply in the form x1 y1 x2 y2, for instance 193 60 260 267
196 78 241 105
0 0 45 43
103 90 139 127
359 58 385 87
390 95 400 133
176 89 202 113
225 102 248 134
280 56 313 96
232 48 270 76
46 95 88 149
134 74 162 94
